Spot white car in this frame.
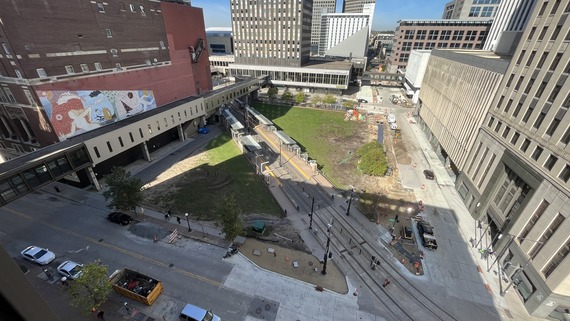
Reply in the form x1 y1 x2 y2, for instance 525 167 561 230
57 261 83 279
21 246 56 265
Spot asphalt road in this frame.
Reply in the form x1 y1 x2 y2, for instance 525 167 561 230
0 191 251 320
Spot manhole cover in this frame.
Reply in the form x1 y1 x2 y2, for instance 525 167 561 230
247 296 279 321
308 261 313 266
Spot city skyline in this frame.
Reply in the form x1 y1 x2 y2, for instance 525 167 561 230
193 0 452 31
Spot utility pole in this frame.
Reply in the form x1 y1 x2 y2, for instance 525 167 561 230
309 197 314 230
321 225 332 275
346 193 353 216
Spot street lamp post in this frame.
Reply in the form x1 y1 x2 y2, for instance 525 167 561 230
185 213 192 232
346 193 353 216
309 197 314 229
321 224 332 275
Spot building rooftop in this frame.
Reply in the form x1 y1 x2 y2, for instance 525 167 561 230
397 19 493 25
431 49 511 73
303 60 354 70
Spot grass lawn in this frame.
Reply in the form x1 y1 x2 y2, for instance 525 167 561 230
253 103 360 187
174 133 282 219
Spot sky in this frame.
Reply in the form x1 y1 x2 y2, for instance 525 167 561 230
191 0 452 32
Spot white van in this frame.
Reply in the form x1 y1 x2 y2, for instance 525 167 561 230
390 122 397 130
387 114 396 123
179 303 221 321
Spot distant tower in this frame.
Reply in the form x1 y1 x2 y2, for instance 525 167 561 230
441 0 502 20
311 0 337 55
342 0 376 34
230 0 313 67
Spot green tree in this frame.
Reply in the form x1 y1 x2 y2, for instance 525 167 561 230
281 88 293 102
342 100 354 109
103 167 144 211
310 95 322 106
68 261 113 314
267 87 278 101
294 92 306 104
217 194 244 241
322 94 337 105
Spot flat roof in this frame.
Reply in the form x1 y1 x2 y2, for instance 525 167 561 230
246 106 273 126
431 49 511 73
302 60 353 70
241 135 262 152
274 131 296 145
221 108 244 131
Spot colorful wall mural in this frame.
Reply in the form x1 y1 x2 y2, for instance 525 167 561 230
37 90 157 141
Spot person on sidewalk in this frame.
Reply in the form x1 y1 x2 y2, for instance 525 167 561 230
383 279 390 288
97 311 105 320
176 216 181 224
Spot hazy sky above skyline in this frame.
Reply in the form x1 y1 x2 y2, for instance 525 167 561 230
191 0 452 31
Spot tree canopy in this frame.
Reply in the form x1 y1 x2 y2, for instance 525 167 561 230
68 261 113 314
267 87 278 100
102 167 144 211
322 94 337 105
216 193 244 241
281 89 293 102
294 92 306 104
357 142 389 176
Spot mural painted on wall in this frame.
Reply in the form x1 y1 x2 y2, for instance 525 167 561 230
37 90 156 141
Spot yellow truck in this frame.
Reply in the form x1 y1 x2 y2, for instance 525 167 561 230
109 268 163 305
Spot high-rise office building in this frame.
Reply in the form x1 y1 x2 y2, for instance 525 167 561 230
441 0 503 20
387 19 492 72
483 0 537 54
342 0 376 14
420 1 570 318
230 0 313 67
311 0 337 55
319 13 369 57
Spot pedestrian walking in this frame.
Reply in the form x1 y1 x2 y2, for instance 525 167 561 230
176 216 181 224
97 311 105 320
383 279 390 288
61 277 69 287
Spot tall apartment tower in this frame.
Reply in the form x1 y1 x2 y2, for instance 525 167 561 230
483 0 537 54
342 0 375 14
442 0 502 20
453 1 570 318
311 0 337 55
230 0 313 67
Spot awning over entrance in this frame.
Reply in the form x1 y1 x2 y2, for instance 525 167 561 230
245 106 272 126
274 131 296 145
241 135 262 152
221 108 244 131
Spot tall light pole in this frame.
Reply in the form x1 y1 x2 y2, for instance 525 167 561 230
185 213 192 232
346 193 353 216
321 224 332 275
309 197 314 230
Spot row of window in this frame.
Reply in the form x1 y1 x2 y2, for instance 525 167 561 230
468 6 497 18
487 117 570 183
97 2 150 15
402 29 485 41
472 0 500 4
399 41 480 51
537 0 570 17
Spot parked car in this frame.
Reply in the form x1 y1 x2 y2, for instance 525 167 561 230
423 169 435 180
57 260 83 279
357 98 368 103
21 246 56 265
403 226 413 240
106 212 133 225
387 114 396 123
390 122 398 130
417 221 438 250
179 303 221 321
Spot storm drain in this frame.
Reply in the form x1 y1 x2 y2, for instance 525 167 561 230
247 296 279 321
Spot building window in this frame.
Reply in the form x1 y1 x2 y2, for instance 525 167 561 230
97 2 105 12
506 74 514 87
469 6 481 17
502 127 510 139
529 213 564 259
139 128 144 138
1 42 11 56
516 50 526 65
560 164 570 182
428 30 439 40
481 6 494 17
535 81 547 97
524 78 535 94
404 30 415 40
452 30 464 41
115 63 122 70
542 236 570 278
110 49 118 57
118 137 124 147
65 65 75 74
539 26 548 40
513 102 523 118
551 25 562 40
505 99 513 113
106 141 113 153
538 1 548 16
402 42 412 51
533 108 547 129
495 121 502 133
160 41 166 49
488 116 495 127
139 5 145 15
548 53 562 70
80 64 89 73
561 127 570 145
521 138 531 152
528 27 536 40
130 4 136 12
519 200 549 242
511 132 520 145
549 85 562 102
439 30 451 40
415 30 426 40
544 155 558 171
537 52 548 68
413 42 423 50
526 51 536 66
531 146 543 161
522 105 534 123
93 146 101 158
129 132 134 142
514 76 524 90
36 68 47 78
551 0 561 14
105 29 112 38
23 90 37 106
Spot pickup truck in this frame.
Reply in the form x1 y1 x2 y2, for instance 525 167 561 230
417 221 438 250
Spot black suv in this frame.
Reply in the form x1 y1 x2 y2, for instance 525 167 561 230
423 170 435 180
417 221 438 250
